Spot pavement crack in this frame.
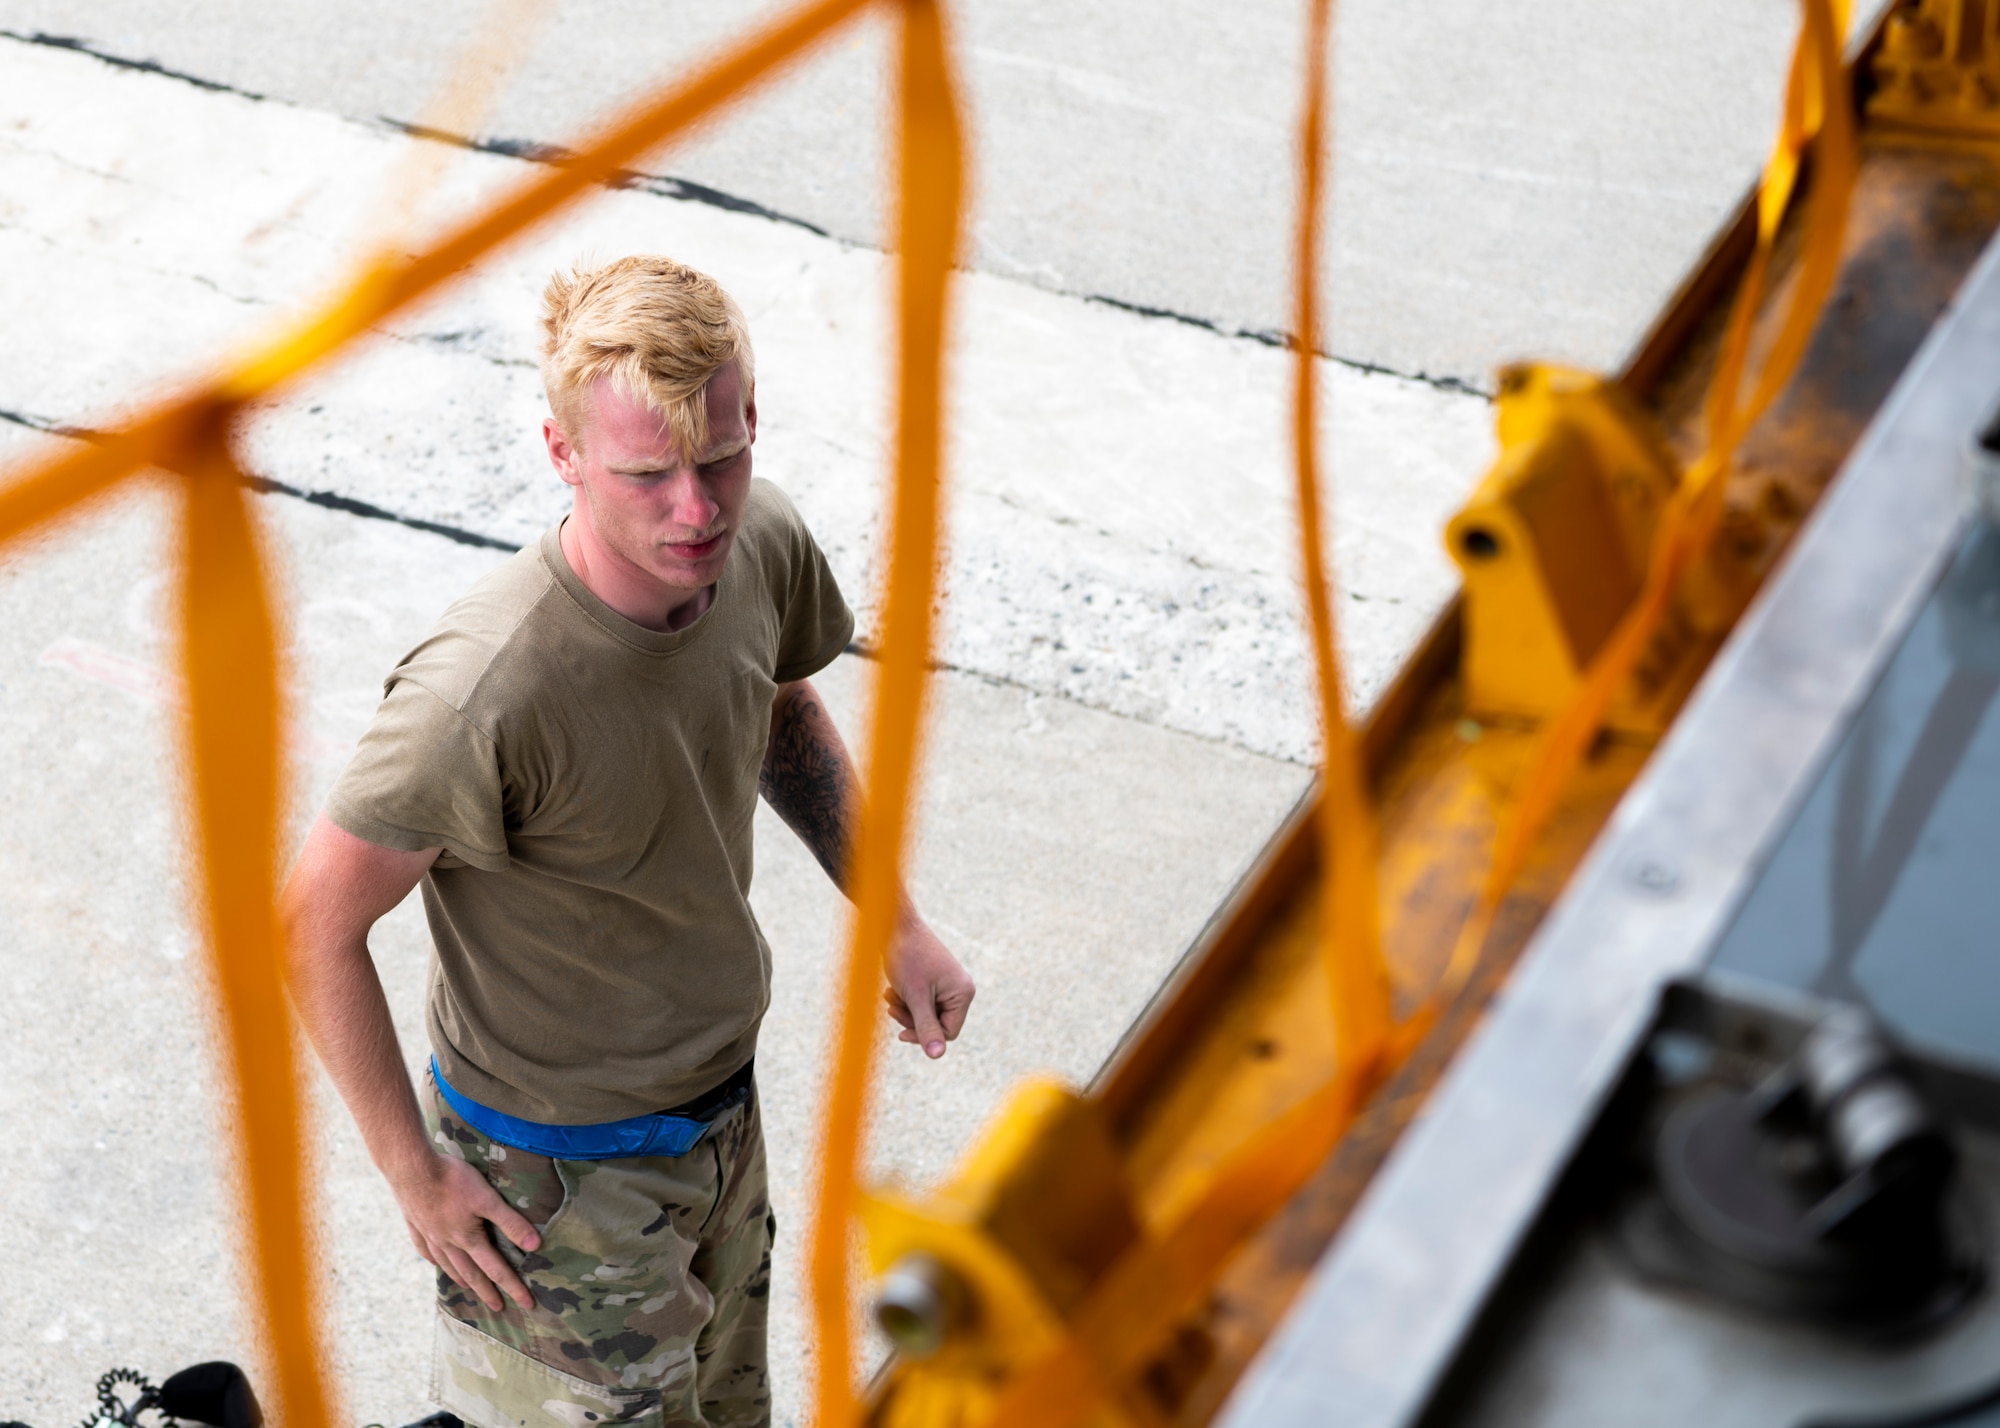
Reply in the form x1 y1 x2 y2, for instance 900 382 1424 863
6 401 1294 762
381 119 839 242
1331 353 1492 398
188 271 264 307
0 29 274 102
0 404 91 438
387 327 539 369
1079 291 1492 396
241 476 522 552
992 489 1082 530
1084 290 1288 347
1 401 521 552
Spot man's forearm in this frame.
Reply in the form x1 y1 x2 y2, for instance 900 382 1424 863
287 929 435 1183
280 819 443 1187
761 679 976 1056
759 679 857 891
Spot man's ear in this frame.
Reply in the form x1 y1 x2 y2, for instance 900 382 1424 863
543 415 583 488
744 380 757 445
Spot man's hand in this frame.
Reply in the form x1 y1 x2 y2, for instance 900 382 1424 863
883 911 975 1058
390 1150 544 1314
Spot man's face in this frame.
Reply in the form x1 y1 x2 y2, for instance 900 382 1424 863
545 364 756 593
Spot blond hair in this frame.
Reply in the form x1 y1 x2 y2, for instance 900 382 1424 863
539 255 755 458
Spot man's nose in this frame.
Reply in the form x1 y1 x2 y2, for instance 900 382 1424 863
663 470 721 531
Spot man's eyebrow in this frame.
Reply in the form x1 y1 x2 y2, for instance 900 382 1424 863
605 436 749 475
697 436 750 465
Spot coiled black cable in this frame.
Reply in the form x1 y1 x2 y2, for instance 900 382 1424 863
76 1368 157 1428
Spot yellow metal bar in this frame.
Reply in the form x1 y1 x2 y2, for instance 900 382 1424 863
810 2 966 1424
176 419 332 1428
1290 0 1392 1108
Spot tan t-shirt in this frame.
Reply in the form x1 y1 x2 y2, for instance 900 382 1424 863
325 479 854 1123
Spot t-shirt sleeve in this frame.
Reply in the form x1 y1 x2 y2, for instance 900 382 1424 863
322 677 510 872
772 500 857 684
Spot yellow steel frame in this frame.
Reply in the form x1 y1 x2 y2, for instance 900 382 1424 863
0 0 1862 1424
863 1 1862 1424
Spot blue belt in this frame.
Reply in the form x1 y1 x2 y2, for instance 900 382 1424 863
430 1056 753 1160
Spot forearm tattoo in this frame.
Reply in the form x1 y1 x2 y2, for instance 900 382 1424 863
759 689 855 890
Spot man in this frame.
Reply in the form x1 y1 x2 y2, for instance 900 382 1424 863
280 255 975 1428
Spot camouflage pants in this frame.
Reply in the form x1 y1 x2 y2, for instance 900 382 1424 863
421 1072 774 1428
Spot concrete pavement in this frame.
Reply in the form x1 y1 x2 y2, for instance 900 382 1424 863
0 0 1831 386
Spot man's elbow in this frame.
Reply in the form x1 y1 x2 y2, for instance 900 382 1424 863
277 864 341 984
277 815 437 973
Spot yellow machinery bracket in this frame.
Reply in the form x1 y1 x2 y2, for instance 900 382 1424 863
1871 0 2000 140
863 1080 1149 1428
1444 363 1707 735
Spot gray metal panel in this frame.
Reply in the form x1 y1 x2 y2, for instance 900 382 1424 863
1707 519 2000 1070
1216 231 2000 1428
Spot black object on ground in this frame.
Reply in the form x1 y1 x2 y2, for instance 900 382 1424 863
2 1362 260 1428
156 1364 259 1428
1623 1006 1983 1335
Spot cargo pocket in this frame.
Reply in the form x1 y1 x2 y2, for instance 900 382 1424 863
431 1309 668 1428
